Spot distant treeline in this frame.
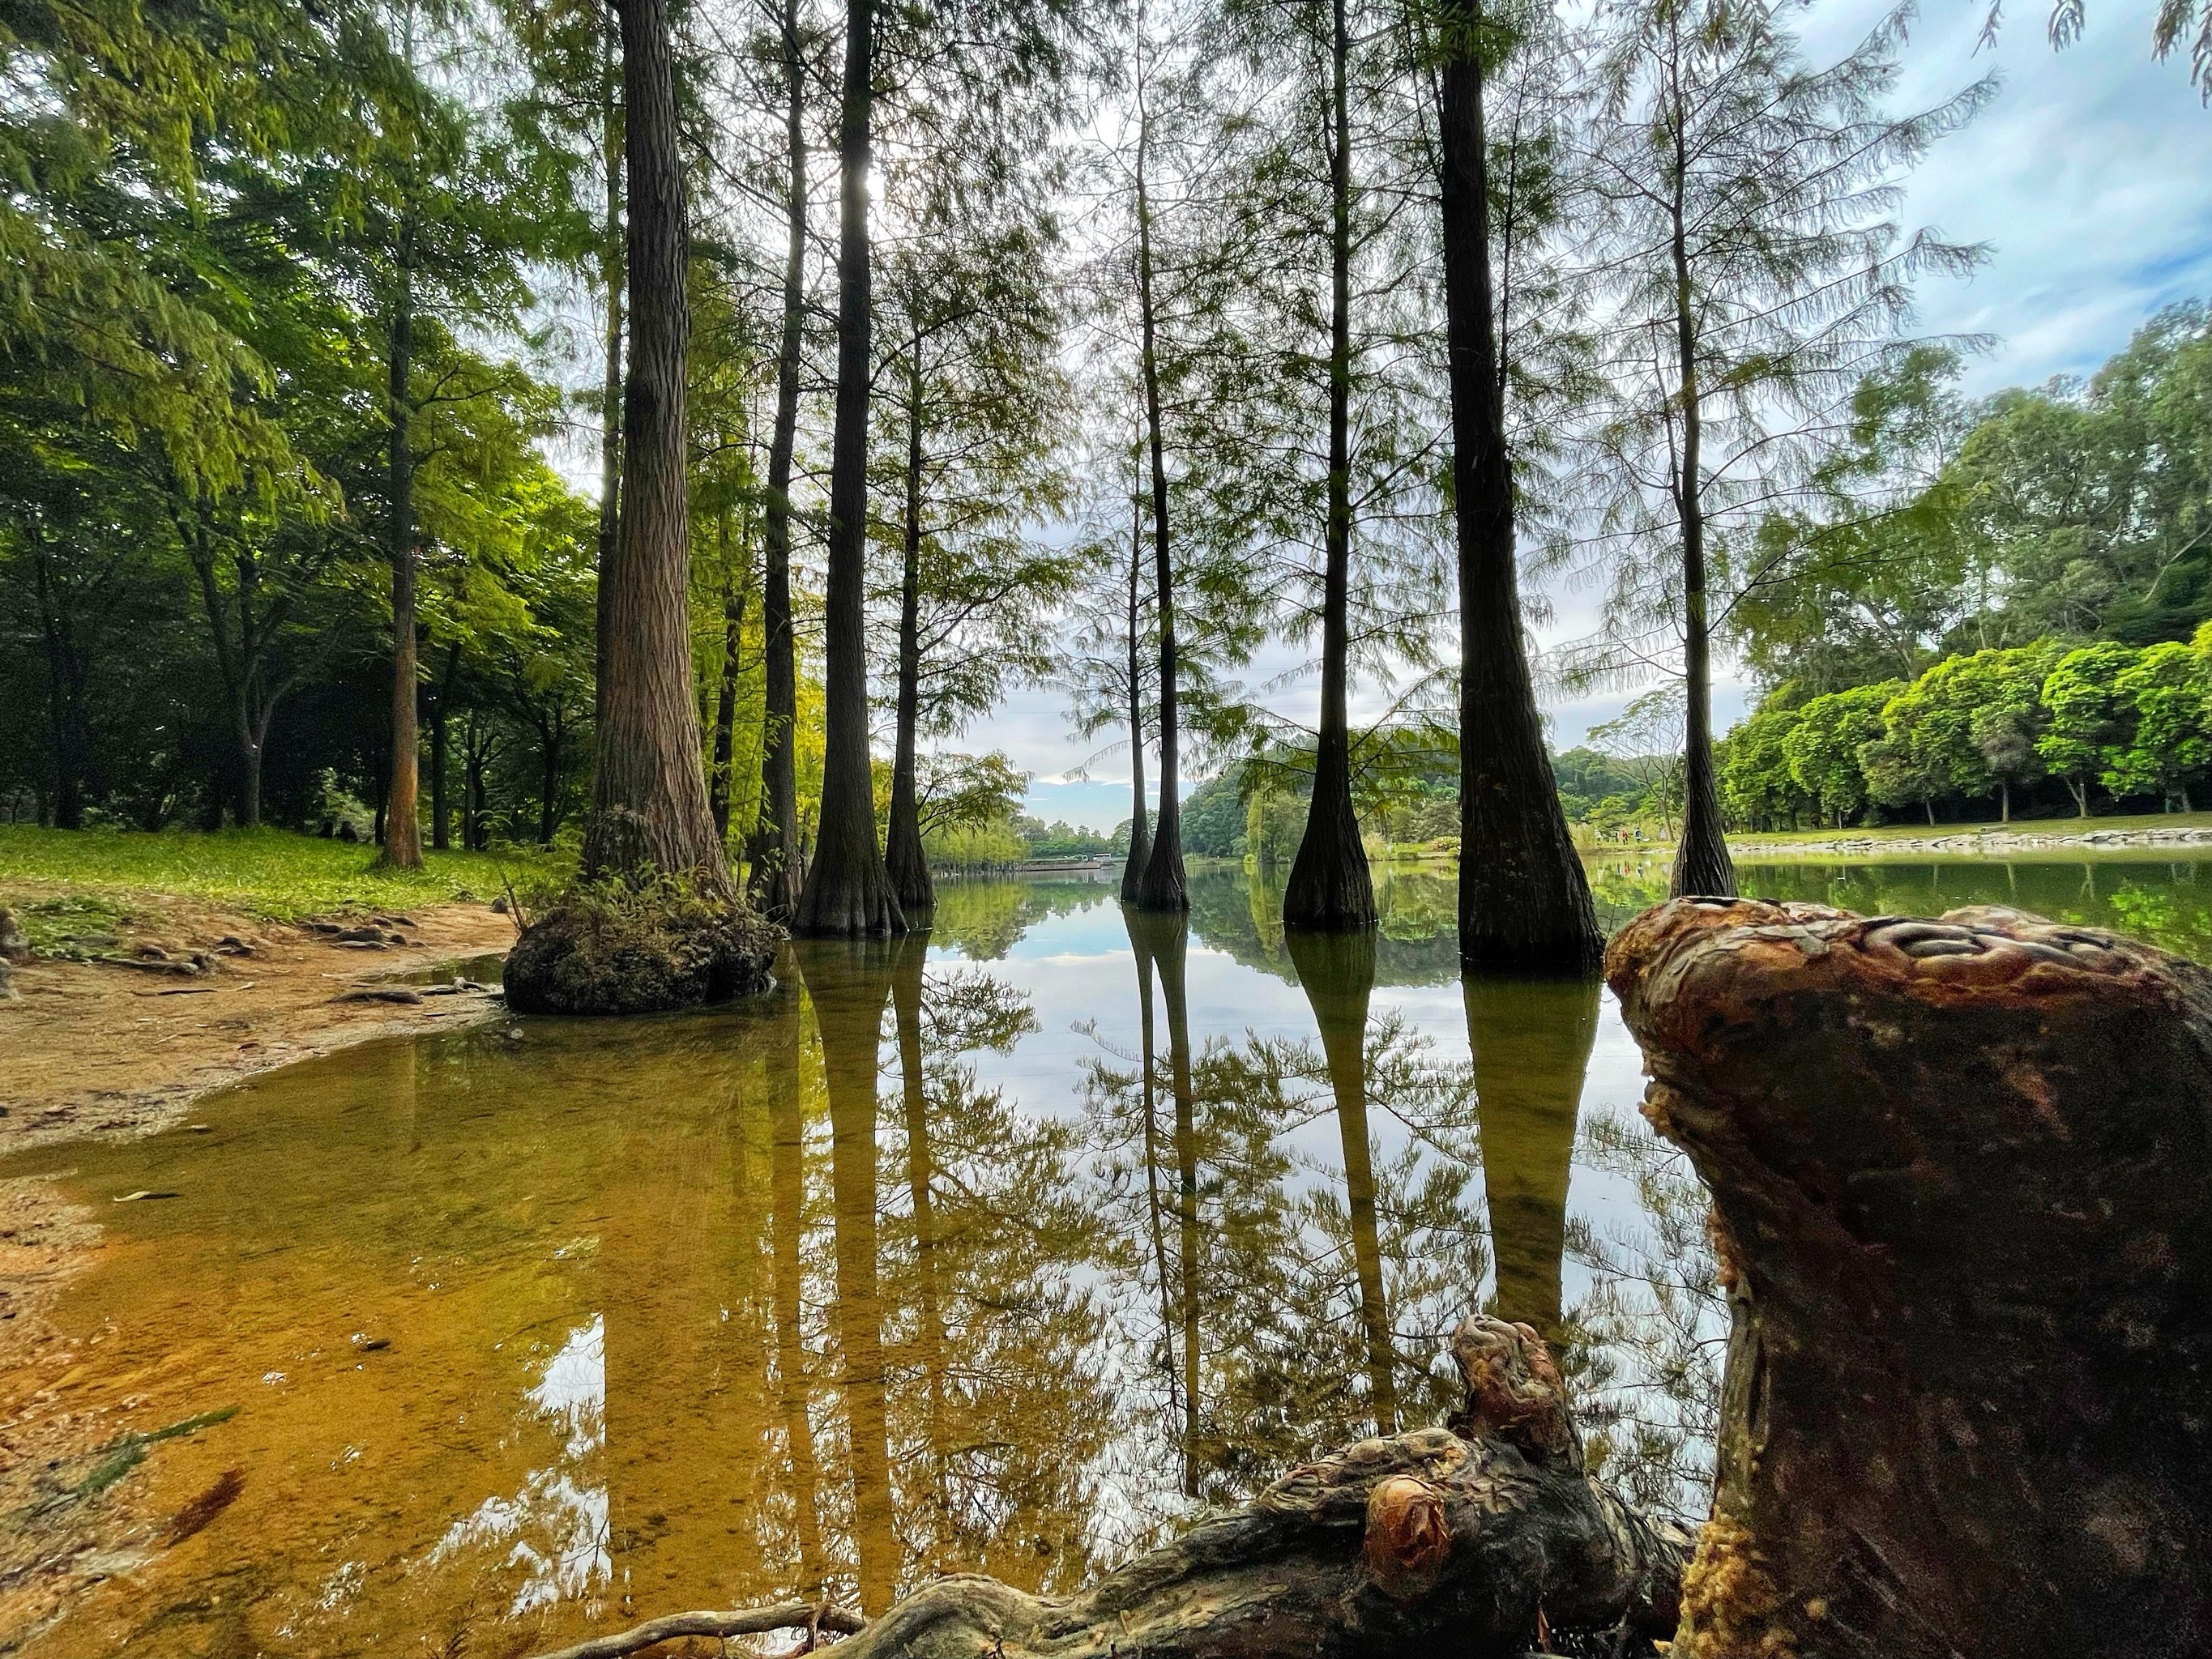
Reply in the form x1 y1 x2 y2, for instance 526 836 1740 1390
1720 630 2212 829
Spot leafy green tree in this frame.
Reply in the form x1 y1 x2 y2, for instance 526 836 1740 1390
1782 681 1902 827
1576 0 1986 895
1718 700 1813 831
1878 646 2059 821
2107 638 2212 809
2038 641 2140 817
873 212 1077 915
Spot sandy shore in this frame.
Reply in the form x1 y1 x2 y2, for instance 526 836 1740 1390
1 887 515 1154
0 890 515 1644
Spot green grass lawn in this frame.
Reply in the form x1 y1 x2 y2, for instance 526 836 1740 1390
1726 809 2212 851
0 825 568 921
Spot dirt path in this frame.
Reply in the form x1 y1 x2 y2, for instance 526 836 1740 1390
0 886 514 1155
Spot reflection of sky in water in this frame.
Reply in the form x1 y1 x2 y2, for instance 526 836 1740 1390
19 854 2212 1656
433 1316 612 1616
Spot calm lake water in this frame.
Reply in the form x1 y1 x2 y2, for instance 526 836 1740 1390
10 851 2212 1657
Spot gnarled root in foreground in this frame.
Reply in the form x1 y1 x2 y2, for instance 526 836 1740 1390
523 1319 1686 1659
1606 899 2212 1659
825 1317 1685 1659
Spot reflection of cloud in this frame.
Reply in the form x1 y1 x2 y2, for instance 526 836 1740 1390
432 1316 611 1616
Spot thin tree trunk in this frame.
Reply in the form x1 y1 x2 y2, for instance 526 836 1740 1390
884 357 933 914
796 0 903 936
1286 0 1375 934
593 14 624 741
583 0 730 890
1440 19 1603 970
429 642 459 851
1667 124 1734 900
2000 777 2010 824
1122 494 1152 903
1287 929 1395 1435
747 0 808 923
381 211 425 872
707 517 743 849
540 708 566 847
1134 70 1188 913
29 532 92 830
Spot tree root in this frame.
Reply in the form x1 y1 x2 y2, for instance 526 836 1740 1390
521 1600 866 1659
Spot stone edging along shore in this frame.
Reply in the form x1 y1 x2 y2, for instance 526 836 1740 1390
1728 824 2212 858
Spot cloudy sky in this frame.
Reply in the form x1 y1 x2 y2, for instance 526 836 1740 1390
1012 0 2212 829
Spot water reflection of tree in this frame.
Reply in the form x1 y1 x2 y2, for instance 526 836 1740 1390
1562 1109 1724 1525
784 940 1118 1613
925 879 1116 961
1463 974 1599 1345
884 936 1112 1590
1091 912 1489 1513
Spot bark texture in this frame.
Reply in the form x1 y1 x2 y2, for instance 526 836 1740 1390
1607 898 2212 1659
380 210 424 872
1438 30 1602 971
824 1316 1688 1659
583 0 728 890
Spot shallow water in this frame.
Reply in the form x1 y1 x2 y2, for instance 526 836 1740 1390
8 854 2211 1657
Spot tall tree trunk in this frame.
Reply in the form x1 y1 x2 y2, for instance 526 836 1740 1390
1667 140 1734 900
381 212 425 872
1285 0 1375 933
1122 497 1153 903
796 0 903 936
583 0 730 890
1134 78 1188 913
1287 929 1396 1435
429 641 459 851
1440 18 1603 970
884 359 933 915
747 0 809 924
594 14 624 742
1463 972 1599 1343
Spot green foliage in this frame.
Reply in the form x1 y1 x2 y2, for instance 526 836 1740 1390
1781 681 1902 824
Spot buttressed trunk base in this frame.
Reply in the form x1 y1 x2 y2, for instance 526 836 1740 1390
1608 898 2212 1659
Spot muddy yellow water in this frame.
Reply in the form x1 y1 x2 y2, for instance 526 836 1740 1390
8 855 2210 1657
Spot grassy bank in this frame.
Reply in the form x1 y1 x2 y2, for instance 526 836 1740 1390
0 825 566 922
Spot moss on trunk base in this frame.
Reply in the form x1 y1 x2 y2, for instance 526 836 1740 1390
503 879 780 1015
